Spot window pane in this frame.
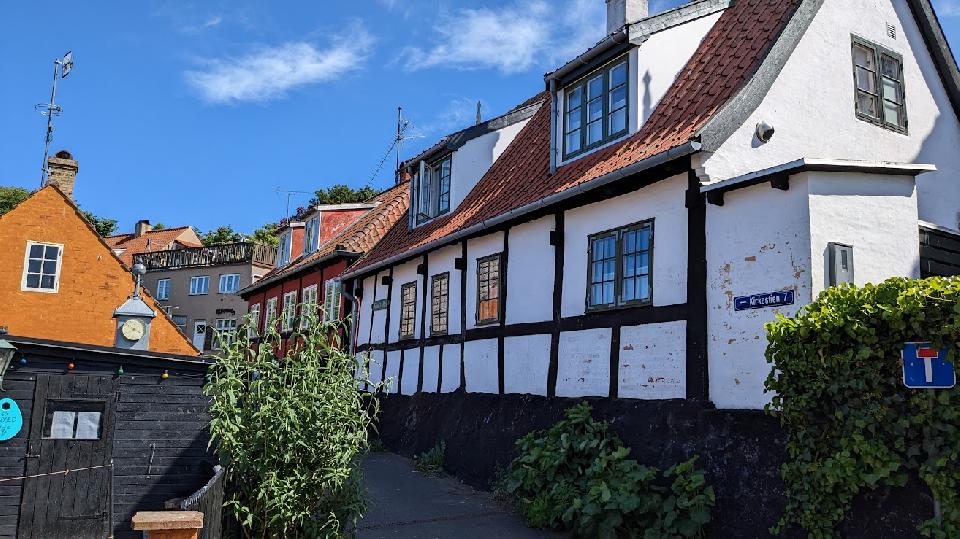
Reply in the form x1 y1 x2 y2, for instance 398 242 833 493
566 109 581 131
855 67 876 93
856 92 879 117
74 412 101 439
588 98 603 122
26 274 39 288
609 108 626 134
587 121 603 144
50 411 76 439
587 75 603 99
881 55 900 79
566 130 582 153
881 77 901 103
609 85 627 111
883 101 903 127
28 260 41 273
44 245 59 259
40 275 55 289
853 44 875 68
567 86 582 110
29 244 44 258
610 62 627 87
42 260 56 274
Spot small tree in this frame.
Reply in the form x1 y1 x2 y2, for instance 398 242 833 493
206 311 381 537
311 184 379 206
201 225 244 246
0 186 30 216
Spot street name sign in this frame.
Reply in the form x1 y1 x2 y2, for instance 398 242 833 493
734 290 795 312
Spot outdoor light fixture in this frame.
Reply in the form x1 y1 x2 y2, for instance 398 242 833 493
0 340 18 390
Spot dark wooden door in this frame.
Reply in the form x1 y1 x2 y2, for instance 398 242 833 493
18 375 117 539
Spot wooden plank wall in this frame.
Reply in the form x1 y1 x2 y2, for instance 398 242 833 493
0 350 214 539
920 225 960 277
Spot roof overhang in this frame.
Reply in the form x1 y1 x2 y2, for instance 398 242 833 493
701 158 936 205
342 140 701 281
906 0 960 120
240 249 361 297
2 334 209 365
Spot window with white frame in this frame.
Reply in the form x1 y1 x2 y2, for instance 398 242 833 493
301 285 319 327
281 291 297 331
277 231 293 267
172 315 188 329
219 273 240 294
156 278 171 300
587 220 653 310
852 36 906 132
247 303 261 337
22 241 63 292
213 318 238 350
399 282 417 339
189 275 210 295
563 57 628 160
476 254 501 324
264 297 278 331
303 216 320 255
411 155 452 226
323 279 342 322
430 273 449 335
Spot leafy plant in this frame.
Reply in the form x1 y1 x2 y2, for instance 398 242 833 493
205 309 383 538
503 402 714 538
414 440 447 476
765 278 960 538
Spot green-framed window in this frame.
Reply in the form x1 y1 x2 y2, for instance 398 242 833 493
563 57 629 160
852 36 907 133
587 220 653 310
413 155 453 225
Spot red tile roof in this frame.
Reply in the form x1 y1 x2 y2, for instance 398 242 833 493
350 0 802 275
105 227 202 267
241 180 411 295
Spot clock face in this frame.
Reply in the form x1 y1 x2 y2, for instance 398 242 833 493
121 319 145 341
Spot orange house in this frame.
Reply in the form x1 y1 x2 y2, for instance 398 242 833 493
0 186 198 356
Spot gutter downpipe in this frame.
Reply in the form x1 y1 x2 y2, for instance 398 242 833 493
549 78 558 175
341 140 701 281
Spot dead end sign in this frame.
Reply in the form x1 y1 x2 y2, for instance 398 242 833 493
902 343 956 389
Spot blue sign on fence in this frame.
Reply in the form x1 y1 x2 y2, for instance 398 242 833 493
902 342 956 389
734 290 795 312
0 398 23 441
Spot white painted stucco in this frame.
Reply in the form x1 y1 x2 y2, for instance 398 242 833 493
385 350 402 394
440 343 461 393
563 173 689 317
465 232 505 330
619 321 687 399
427 244 463 335
388 259 422 342
557 328 612 397
451 119 532 212
421 345 441 393
400 350 419 395
698 0 960 230
504 334 552 395
506 216 556 325
463 338 499 393
356 275 376 346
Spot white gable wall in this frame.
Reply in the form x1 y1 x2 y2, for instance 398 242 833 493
465 232 506 330
427 243 463 335
451 120 531 211
506 216 555 325
698 0 960 230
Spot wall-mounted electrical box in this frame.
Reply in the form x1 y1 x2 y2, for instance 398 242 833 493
828 243 854 286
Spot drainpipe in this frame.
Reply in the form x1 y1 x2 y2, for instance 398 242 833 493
549 78 558 175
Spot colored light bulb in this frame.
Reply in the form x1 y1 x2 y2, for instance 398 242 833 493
161 370 169 380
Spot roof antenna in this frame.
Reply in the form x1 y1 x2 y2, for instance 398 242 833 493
36 51 74 187
476 100 482 125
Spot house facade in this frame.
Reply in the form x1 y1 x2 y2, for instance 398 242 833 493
105 221 203 268
240 184 409 350
344 0 960 412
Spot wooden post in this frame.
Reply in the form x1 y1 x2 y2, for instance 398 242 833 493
132 511 203 539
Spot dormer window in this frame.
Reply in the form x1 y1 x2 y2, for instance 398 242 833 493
277 231 292 267
412 155 452 226
303 216 320 255
563 57 628 160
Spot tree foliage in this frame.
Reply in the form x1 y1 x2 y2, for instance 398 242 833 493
502 402 714 538
201 225 244 246
0 186 30 216
765 278 960 538
250 223 280 247
81 210 118 236
311 184 379 206
205 311 381 538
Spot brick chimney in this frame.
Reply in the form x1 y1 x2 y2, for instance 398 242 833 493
606 0 648 34
46 150 78 199
134 220 151 238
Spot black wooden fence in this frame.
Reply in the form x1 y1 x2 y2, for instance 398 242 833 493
920 223 960 277
180 465 225 539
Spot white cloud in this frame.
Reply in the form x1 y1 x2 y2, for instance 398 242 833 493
412 97 488 137
184 24 374 104
203 15 223 28
400 0 605 74
936 0 960 16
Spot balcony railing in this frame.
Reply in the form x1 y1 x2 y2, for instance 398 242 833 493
133 242 276 270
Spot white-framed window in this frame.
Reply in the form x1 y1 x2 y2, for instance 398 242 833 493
213 318 238 350
219 273 240 294
301 285 319 328
281 291 298 331
304 216 320 255
323 279 342 322
189 275 210 295
248 303 261 337
162 305 173 315
156 279 171 300
277 231 293 267
563 56 629 160
264 297 278 331
22 241 63 293
411 155 452 226
172 314 188 329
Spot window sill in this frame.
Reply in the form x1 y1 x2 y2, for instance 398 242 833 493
585 300 653 313
855 113 908 136
559 131 631 168
475 319 500 327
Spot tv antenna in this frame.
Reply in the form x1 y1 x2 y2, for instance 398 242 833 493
366 107 424 185
274 188 313 219
36 51 74 186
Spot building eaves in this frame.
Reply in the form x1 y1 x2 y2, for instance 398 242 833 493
4 334 211 365
905 0 960 120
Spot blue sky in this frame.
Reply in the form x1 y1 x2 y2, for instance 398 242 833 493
1 0 959 235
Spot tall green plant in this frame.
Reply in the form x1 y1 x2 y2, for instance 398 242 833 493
766 278 960 538
205 310 381 538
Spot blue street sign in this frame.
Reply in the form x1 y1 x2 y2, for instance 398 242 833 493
902 342 956 389
734 290 795 312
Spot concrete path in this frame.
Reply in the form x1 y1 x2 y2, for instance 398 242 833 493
358 452 564 538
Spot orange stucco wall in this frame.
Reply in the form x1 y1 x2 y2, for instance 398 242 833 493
0 187 199 355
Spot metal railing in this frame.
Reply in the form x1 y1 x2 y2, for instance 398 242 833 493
134 242 276 270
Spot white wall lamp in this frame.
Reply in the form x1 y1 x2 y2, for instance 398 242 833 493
0 340 17 390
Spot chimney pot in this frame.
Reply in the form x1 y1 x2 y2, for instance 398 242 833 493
606 0 648 34
135 220 151 238
46 150 79 199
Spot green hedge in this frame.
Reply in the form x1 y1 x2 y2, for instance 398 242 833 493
765 278 960 538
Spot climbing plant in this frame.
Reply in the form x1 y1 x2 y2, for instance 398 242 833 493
765 278 960 538
205 310 382 538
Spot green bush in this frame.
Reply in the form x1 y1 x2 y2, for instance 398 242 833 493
503 402 714 538
414 440 446 476
206 311 383 538
765 278 960 538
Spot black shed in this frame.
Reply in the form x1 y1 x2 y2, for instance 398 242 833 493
0 336 216 539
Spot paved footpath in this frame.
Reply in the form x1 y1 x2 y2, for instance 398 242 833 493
358 452 564 538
